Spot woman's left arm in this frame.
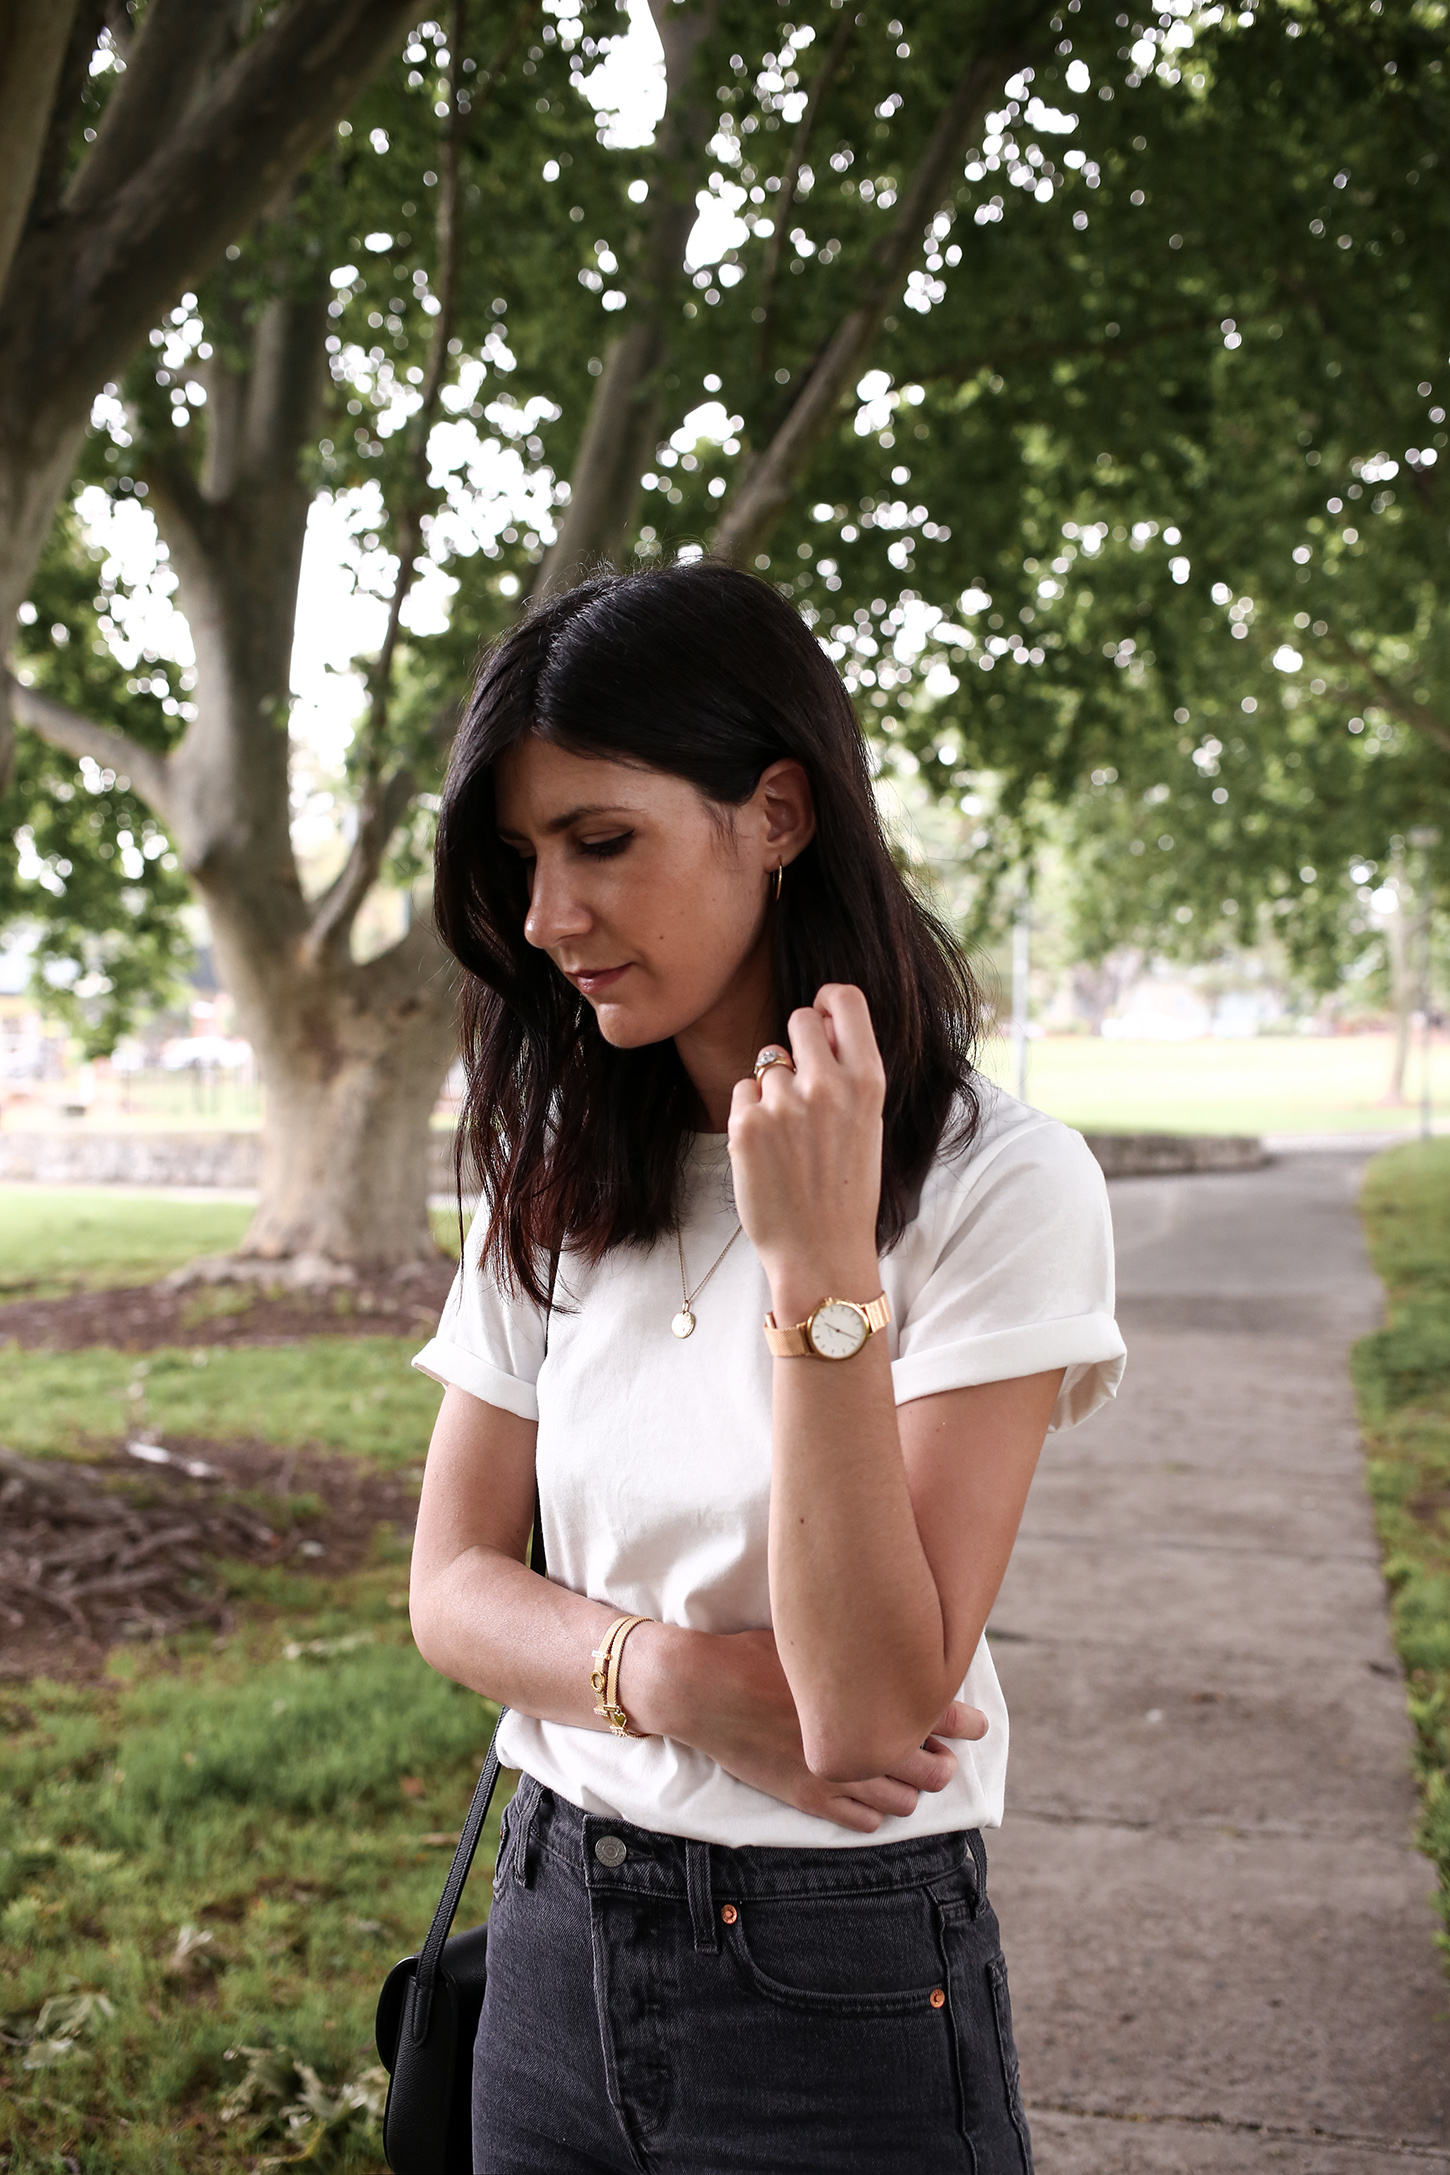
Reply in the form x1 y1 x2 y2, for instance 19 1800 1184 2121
730 982 1062 1783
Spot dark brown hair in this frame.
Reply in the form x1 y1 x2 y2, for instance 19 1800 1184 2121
433 560 983 1305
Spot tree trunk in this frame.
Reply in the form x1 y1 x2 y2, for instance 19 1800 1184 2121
17 283 461 1275
0 416 89 786
153 295 459 1272
213 926 457 1272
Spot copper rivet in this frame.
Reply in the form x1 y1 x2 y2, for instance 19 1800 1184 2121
720 1904 738 1925
929 1987 946 2009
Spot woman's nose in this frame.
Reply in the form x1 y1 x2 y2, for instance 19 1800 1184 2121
523 858 591 951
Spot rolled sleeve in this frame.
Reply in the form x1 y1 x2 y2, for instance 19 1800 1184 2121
890 1109 1126 1433
892 1311 1126 1428
410 1206 548 1424
412 1336 540 1422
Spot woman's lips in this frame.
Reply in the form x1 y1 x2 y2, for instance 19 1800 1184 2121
568 964 631 996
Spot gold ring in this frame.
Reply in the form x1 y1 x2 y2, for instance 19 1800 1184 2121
753 1046 796 1083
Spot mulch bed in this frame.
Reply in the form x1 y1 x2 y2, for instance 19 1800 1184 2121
0 1440 420 1683
0 1264 457 1352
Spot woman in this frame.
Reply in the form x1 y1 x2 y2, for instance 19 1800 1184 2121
410 560 1125 2174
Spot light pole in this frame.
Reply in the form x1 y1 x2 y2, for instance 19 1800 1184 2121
1011 894 1031 1105
1408 827 1440 1141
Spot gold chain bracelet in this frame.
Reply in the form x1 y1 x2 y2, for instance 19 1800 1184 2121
589 1613 649 1738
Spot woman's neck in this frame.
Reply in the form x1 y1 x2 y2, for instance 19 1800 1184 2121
672 936 779 1133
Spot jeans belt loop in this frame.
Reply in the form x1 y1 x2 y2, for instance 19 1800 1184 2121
685 1838 719 1953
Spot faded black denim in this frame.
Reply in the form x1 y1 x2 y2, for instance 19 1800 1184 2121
473 1774 1033 2175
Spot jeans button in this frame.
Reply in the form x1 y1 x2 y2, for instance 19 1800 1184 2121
594 1835 627 1867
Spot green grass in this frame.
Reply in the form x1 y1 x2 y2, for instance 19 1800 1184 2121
0 1190 484 2167
0 1188 256 1300
0 1251 488 2166
1354 1138 1450 1960
979 1028 1444 1137
1 1565 514 2174
0 1186 462 1301
0 1340 442 1469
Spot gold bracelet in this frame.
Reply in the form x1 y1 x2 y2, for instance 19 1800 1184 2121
589 1613 649 1737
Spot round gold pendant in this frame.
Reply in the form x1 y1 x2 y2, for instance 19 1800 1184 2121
671 1308 696 1339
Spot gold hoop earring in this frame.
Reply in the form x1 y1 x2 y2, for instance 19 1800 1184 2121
772 862 784 902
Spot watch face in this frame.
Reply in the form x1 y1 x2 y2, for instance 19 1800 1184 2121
808 1300 868 1360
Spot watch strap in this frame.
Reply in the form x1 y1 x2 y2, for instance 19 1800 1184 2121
763 1291 892 1358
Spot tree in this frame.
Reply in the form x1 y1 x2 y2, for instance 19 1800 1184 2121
0 0 424 790
855 0 1449 1008
7 0 1059 1272
9 0 1447 1273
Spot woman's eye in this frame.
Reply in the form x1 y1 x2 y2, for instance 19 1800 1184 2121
578 833 632 860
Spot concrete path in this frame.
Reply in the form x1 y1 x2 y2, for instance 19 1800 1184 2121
988 1151 1450 2173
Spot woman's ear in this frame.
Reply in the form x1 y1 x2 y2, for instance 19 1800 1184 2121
756 758 816 873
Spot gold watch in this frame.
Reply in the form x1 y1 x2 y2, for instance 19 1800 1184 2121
763 1292 891 1360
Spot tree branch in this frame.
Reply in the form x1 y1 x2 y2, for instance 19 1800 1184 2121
712 12 1054 569
0 0 79 302
1320 630 1450 756
61 0 242 223
135 437 214 564
354 902 458 1015
532 0 719 596
354 0 477 759
754 8 855 380
6 674 172 815
5 0 419 436
241 282 332 492
303 0 521 966
15 2 105 245
304 768 419 963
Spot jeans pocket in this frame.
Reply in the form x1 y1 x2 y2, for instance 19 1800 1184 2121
723 1886 947 2018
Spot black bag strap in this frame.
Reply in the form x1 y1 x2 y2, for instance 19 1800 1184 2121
410 1248 559 2032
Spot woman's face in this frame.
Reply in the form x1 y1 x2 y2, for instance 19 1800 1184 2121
493 737 812 1049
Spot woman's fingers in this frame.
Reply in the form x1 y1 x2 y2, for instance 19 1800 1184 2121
885 1740 958 1794
842 1775 921 1819
812 983 885 1082
820 1793 884 1833
933 1700 989 1743
784 1001 835 1083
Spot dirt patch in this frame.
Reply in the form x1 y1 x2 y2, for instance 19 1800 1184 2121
0 1440 420 1683
0 1265 456 1352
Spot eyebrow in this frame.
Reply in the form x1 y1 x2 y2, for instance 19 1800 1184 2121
496 802 638 843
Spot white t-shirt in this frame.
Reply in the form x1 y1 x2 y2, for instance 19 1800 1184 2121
413 1084 1125 1849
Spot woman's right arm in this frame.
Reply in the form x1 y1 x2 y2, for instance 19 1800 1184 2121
409 1384 628 1729
409 1383 975 1829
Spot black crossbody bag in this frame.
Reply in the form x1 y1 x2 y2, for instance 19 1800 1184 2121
374 1257 557 2175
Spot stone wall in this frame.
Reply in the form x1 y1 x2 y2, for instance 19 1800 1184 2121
0 1131 264 1189
0 1127 1264 1191
1081 1131 1266 1178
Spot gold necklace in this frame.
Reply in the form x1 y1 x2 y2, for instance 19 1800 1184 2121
672 1220 743 1338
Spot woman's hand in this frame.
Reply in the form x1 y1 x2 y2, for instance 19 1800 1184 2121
626 1624 986 1834
728 984 886 1316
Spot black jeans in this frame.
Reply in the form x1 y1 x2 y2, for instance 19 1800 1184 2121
474 1774 1033 2174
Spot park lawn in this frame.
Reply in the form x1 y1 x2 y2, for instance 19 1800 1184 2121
0 1232 491 2167
1 1561 513 2174
0 1187 462 1301
979 1028 1441 1137
0 1339 443 1470
1354 1137 1450 1960
0 1188 255 1301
